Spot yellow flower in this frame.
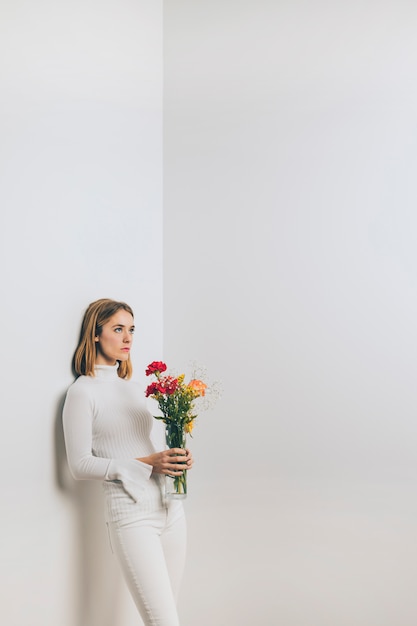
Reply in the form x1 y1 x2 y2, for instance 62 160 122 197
185 420 194 434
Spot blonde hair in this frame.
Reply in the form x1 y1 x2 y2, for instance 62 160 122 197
73 298 134 379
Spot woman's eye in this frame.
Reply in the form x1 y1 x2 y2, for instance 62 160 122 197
114 328 122 333
129 328 135 334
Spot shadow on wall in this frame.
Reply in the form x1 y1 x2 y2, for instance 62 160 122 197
54 393 124 626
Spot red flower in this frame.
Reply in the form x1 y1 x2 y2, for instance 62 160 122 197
162 376 178 395
145 376 178 397
155 376 178 395
145 382 163 397
146 361 167 376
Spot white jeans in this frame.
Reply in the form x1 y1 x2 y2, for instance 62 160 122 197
107 501 186 626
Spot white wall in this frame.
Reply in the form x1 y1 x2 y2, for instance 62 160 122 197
0 2 162 625
164 2 417 625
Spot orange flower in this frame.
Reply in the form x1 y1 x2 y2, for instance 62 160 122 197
188 379 207 397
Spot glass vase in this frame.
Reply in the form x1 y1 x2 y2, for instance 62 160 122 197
165 422 187 499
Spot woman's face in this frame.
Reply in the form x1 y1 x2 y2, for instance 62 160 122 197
95 309 135 366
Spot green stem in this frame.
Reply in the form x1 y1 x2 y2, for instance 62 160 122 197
166 422 187 496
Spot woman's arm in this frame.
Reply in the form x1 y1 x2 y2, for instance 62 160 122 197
62 385 152 502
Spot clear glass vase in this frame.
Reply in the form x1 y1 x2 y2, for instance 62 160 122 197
165 422 187 499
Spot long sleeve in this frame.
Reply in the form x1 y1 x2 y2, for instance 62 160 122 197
62 381 153 503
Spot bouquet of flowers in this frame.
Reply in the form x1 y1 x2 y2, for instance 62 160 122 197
145 360 208 497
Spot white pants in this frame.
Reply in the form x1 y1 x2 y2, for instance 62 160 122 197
107 501 186 626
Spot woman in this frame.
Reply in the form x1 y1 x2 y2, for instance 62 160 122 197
63 298 192 626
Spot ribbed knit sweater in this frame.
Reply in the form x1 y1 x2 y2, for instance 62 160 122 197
63 363 164 521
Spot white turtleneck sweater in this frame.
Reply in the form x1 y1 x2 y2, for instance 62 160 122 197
63 363 164 521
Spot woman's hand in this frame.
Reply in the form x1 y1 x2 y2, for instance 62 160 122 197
185 448 193 470
137 448 193 476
